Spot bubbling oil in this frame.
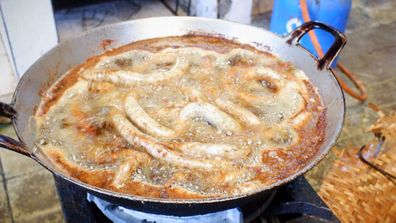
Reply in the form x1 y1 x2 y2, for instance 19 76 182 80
34 36 325 198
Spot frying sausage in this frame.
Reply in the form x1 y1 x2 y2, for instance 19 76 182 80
125 94 175 137
112 150 151 188
111 114 230 170
215 98 261 126
82 57 188 85
180 142 251 160
179 102 241 132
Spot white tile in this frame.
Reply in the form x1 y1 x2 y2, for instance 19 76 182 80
6 170 62 222
0 8 12 59
0 36 17 96
0 0 58 76
0 53 17 96
0 37 6 56
0 34 7 56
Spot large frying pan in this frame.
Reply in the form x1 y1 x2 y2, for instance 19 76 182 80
0 17 345 215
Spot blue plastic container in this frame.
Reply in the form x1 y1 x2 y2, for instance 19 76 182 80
270 0 351 67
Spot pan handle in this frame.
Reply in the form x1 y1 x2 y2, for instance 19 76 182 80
286 21 346 70
0 102 31 157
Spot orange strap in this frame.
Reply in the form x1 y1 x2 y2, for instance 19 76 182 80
300 0 367 101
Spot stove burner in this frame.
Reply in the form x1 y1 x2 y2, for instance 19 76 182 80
88 194 243 223
55 176 339 223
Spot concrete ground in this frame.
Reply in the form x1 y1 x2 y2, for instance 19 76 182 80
0 0 395 222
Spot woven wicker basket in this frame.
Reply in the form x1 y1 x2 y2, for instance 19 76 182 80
318 146 396 222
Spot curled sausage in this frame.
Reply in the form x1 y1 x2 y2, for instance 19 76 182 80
112 150 151 189
180 142 250 160
111 114 229 170
246 67 285 93
248 67 283 81
125 94 175 137
239 82 305 124
218 49 275 68
215 98 261 126
161 47 219 57
82 57 188 85
95 50 152 69
179 102 241 132
290 112 312 128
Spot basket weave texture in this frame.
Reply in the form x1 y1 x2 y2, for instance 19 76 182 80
318 146 396 223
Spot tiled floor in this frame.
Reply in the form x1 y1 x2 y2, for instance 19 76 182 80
0 39 17 103
0 0 395 222
0 122 56 223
